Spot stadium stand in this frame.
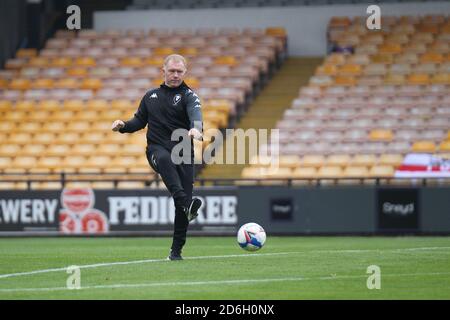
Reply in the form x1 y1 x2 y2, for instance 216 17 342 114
0 27 286 189
241 14 450 184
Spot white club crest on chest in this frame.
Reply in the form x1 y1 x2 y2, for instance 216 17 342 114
173 94 182 106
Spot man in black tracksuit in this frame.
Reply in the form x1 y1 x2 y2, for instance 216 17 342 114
111 54 203 260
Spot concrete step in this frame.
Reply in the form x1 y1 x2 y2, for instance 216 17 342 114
199 56 323 179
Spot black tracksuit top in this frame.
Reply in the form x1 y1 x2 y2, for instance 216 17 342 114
119 81 203 151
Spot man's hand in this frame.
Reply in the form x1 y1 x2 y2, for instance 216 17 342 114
111 120 125 132
188 128 202 140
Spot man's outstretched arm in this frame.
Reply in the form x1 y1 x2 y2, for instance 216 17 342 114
111 95 148 133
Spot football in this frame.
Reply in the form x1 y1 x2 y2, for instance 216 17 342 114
237 222 266 251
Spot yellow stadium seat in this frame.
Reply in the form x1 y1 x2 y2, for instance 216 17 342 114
50 110 75 121
42 121 66 133
80 132 104 144
0 182 15 190
385 34 410 45
37 100 60 110
316 65 338 76
5 110 27 121
87 99 109 109
326 154 351 167
379 43 402 54
75 57 96 67
371 54 394 64
151 78 164 87
339 64 362 76
0 100 12 110
47 144 71 156
324 53 346 65
431 73 450 84
215 56 237 66
384 74 405 85
37 156 63 172
33 78 54 89
369 165 395 178
279 155 301 169
179 47 198 56
439 141 450 152
63 99 85 109
111 99 134 109
80 155 112 173
117 181 146 189
241 167 265 179
256 166 283 179
334 76 356 86
411 141 436 153
111 156 137 169
407 73 430 85
421 53 444 63
378 154 403 167
52 57 72 67
62 156 87 173
9 132 32 144
184 77 200 89
0 157 12 172
13 156 36 171
302 155 326 168
352 154 377 167
154 47 175 56
16 48 37 58
81 78 102 90
65 182 93 188
418 24 439 34
34 132 56 145
97 144 118 156
317 166 343 179
343 166 369 178
429 42 449 54
309 75 333 87
29 57 49 67
66 67 88 77
31 181 62 190
395 53 418 64
369 129 393 141
54 78 79 89
9 79 31 90
91 181 115 189
0 79 9 89
120 57 143 67
72 144 97 156
144 56 165 66
293 165 317 178
21 144 45 156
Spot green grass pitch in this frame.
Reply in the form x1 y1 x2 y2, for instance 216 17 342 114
0 236 449 299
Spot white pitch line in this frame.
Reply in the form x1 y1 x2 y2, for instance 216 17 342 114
0 251 293 280
2 271 450 293
1 246 450 281
0 277 306 293
313 246 450 254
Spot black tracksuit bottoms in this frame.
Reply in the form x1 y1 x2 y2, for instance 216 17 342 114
146 144 193 252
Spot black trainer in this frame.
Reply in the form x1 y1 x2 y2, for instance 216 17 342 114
187 198 202 222
167 249 183 261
